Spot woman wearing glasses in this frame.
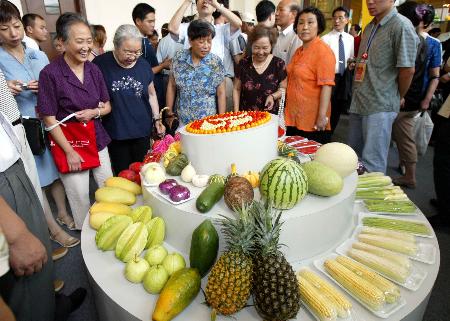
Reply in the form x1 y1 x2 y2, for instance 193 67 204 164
93 24 165 174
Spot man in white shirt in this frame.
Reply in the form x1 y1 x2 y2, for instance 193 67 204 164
272 0 302 65
22 14 48 51
321 6 354 133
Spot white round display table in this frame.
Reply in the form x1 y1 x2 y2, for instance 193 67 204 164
81 200 440 321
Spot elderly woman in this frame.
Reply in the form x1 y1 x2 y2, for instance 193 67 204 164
0 1 78 247
233 25 286 114
93 24 164 174
166 19 226 125
285 7 335 144
37 13 113 230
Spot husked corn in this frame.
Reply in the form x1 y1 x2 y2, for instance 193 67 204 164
348 248 410 284
336 255 401 304
352 241 411 271
298 275 337 321
298 269 352 318
324 259 386 311
358 233 418 256
361 226 416 243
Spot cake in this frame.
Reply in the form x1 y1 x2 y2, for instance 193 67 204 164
181 112 278 176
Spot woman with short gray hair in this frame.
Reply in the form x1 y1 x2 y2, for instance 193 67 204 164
93 24 165 174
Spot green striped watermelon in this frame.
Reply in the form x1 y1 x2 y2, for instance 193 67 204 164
259 158 308 209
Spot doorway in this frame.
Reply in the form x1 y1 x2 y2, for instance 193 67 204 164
20 0 86 60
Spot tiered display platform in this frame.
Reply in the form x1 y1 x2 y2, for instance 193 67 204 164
81 115 440 321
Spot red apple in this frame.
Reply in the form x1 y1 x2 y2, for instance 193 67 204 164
129 162 144 174
118 169 137 182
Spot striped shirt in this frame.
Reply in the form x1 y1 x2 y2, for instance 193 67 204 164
350 8 419 115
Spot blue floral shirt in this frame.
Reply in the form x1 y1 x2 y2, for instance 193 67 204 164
172 49 225 124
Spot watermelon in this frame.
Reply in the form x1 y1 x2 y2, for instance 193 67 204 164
259 158 308 209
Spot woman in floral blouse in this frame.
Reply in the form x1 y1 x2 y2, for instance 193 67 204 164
233 26 287 114
166 20 226 125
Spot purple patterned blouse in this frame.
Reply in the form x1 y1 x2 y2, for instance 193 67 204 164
37 55 111 150
236 55 287 115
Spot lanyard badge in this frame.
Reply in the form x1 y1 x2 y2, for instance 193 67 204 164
355 24 379 83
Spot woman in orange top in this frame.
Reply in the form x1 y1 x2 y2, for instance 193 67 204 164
285 7 335 144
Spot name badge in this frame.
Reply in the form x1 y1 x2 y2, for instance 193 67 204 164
354 61 367 83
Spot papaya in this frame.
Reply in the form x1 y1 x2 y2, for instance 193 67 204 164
105 176 142 195
189 220 219 278
89 202 132 216
95 187 136 205
152 268 201 321
89 212 118 230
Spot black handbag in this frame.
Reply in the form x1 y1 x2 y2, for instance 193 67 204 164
22 117 46 156
151 107 179 140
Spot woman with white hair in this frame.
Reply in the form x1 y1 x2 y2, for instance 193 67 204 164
93 24 165 174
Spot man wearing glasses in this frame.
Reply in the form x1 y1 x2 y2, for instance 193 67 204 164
321 6 354 134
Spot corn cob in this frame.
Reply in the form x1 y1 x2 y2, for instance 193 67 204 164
298 275 337 321
298 269 352 318
358 233 418 256
361 226 416 243
362 217 432 236
347 248 410 284
336 255 401 304
352 241 411 271
324 259 386 311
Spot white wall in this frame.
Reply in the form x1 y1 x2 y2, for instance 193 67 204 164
84 0 283 51
85 0 186 50
10 0 23 15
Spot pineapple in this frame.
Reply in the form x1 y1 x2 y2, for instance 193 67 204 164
205 204 255 317
251 201 300 321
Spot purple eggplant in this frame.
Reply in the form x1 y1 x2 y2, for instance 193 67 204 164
159 179 178 195
169 185 191 202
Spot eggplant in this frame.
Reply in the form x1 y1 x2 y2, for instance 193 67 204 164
159 179 178 195
169 185 191 202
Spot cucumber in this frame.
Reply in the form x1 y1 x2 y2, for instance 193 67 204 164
152 268 201 321
189 220 219 277
196 182 225 213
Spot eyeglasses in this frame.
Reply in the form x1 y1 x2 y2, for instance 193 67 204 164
121 49 143 58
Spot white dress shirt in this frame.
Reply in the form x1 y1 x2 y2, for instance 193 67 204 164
272 24 302 65
0 111 21 172
321 29 355 74
175 22 240 62
22 35 40 51
157 35 184 75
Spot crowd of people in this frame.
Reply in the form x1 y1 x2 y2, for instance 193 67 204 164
0 0 449 320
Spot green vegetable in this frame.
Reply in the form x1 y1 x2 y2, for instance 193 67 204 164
362 217 432 236
196 181 225 213
189 220 219 277
356 186 407 200
357 174 392 188
166 154 189 176
363 200 417 214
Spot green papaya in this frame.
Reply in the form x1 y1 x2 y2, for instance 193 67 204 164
189 220 219 277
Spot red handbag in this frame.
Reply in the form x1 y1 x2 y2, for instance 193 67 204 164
46 113 100 174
